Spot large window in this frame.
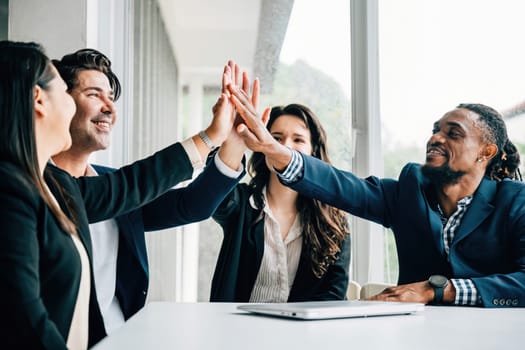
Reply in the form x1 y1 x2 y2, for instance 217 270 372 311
379 0 525 283
197 0 352 301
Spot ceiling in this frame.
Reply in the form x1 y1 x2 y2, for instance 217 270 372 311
157 0 293 88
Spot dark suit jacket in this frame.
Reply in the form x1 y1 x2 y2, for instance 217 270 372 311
287 155 525 307
92 156 242 320
0 143 194 349
210 183 351 302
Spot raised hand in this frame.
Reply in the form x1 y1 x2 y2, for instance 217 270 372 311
216 60 261 170
205 63 238 147
227 83 292 172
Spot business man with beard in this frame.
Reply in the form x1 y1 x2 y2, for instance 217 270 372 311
228 90 525 308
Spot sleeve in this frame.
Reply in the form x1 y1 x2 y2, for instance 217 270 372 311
285 153 400 227
451 279 480 306
0 175 67 349
471 199 525 308
214 151 244 178
311 234 352 300
141 153 244 230
78 142 194 223
276 149 304 183
180 136 204 170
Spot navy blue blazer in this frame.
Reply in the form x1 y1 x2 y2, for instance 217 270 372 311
93 155 242 319
287 155 525 308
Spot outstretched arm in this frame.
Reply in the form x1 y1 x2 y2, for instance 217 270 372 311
141 60 262 230
141 153 243 230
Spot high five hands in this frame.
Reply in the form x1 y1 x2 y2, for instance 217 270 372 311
214 60 264 169
226 80 292 172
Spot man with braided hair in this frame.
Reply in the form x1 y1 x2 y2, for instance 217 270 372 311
229 91 525 308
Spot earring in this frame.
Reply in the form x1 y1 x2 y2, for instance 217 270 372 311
477 158 483 163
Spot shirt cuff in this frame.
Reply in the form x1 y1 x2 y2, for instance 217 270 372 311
451 279 480 306
181 137 204 170
214 152 244 178
276 149 304 183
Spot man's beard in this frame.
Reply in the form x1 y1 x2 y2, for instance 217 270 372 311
421 163 465 186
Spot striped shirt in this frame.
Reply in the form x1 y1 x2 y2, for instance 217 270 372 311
277 149 480 306
277 149 303 184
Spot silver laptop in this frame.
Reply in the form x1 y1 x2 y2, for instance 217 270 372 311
237 300 424 320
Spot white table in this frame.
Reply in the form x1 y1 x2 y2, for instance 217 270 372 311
92 302 525 349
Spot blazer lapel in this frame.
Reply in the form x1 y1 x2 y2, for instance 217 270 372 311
422 183 446 255
452 177 496 246
253 215 265 267
115 214 148 273
288 243 311 299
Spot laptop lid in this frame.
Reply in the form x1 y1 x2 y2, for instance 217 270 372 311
237 300 425 320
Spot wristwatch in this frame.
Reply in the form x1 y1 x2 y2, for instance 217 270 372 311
428 275 448 304
198 130 217 150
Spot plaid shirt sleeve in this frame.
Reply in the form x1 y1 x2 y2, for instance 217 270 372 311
451 279 481 306
276 149 304 184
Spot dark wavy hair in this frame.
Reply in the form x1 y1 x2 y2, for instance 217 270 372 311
248 104 350 278
52 48 121 100
0 41 77 234
457 103 522 181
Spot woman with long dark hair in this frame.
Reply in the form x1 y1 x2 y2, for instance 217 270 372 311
211 103 351 302
0 41 237 349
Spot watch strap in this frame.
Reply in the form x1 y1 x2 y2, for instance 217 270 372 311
198 130 216 150
433 285 445 304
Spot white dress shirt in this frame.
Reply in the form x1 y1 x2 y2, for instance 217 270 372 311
91 137 243 334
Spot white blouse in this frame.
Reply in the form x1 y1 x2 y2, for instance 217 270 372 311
249 189 303 302
66 234 91 350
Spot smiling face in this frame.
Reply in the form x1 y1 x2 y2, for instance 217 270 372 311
67 69 116 154
423 108 488 184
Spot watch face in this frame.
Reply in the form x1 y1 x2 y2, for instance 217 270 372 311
429 275 448 287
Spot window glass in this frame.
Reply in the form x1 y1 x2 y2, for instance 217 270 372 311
379 0 525 283
198 0 352 301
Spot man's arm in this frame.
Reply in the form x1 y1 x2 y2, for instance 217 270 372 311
366 280 455 304
142 60 262 230
141 151 244 230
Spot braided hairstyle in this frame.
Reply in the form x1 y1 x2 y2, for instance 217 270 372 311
458 103 522 181
52 48 121 101
248 104 350 278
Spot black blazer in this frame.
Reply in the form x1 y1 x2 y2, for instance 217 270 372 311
92 157 241 320
0 143 193 349
211 183 351 302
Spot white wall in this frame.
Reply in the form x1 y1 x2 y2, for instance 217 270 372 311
9 0 88 59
